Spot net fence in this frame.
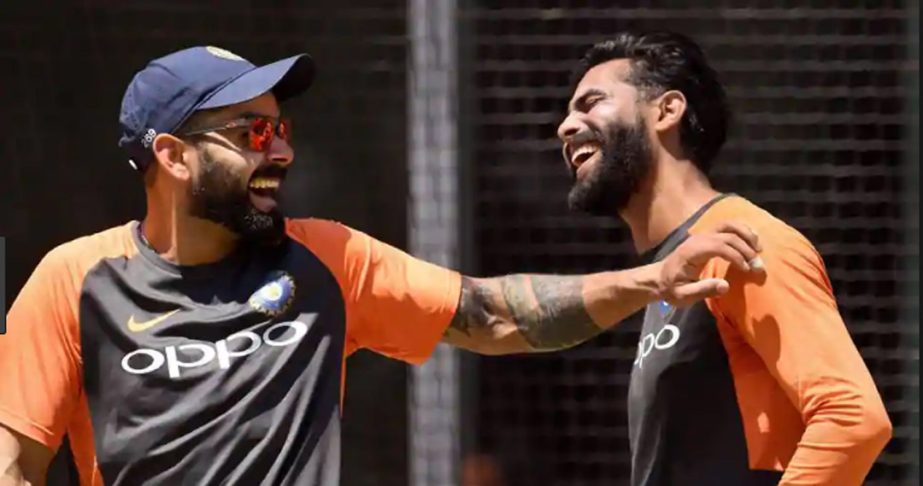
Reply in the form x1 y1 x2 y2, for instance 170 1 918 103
0 1 917 486
461 1 919 485
1 2 412 485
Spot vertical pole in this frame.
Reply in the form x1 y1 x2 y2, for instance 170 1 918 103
407 1 461 485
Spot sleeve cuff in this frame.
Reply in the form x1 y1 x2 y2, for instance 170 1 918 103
0 405 61 452
405 270 463 365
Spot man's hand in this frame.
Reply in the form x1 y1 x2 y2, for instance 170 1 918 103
0 425 51 486
442 221 762 355
657 221 763 307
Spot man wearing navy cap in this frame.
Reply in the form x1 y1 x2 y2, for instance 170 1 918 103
0 46 761 485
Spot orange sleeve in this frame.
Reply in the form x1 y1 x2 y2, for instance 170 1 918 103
287 219 462 365
701 224 892 485
0 246 82 451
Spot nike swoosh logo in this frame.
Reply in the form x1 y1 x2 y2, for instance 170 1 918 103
127 309 180 333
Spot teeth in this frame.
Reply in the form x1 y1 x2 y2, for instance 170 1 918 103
250 178 280 190
571 144 599 164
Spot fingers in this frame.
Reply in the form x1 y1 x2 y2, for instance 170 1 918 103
659 220 764 305
693 239 750 272
712 221 761 253
699 221 764 273
715 233 761 272
671 278 730 304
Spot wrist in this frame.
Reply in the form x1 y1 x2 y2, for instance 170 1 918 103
582 264 667 330
634 262 666 302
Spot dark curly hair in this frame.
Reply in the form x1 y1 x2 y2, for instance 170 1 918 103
572 31 730 174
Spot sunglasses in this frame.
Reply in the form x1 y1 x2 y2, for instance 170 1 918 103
178 115 291 152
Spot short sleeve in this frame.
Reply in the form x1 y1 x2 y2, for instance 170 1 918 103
0 247 83 451
287 219 462 365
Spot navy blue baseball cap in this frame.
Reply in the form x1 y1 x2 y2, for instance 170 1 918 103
118 45 315 172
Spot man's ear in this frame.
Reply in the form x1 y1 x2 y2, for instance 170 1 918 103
652 90 687 133
151 134 192 181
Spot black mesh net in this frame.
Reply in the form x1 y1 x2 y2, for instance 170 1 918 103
1 2 411 486
0 1 917 486
463 1 918 485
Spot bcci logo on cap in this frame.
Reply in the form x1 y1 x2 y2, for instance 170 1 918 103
249 271 296 317
206 46 246 62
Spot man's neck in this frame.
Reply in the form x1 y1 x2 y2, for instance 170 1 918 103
619 158 722 255
141 206 240 267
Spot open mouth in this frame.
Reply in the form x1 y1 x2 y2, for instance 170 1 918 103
248 175 282 212
567 142 602 175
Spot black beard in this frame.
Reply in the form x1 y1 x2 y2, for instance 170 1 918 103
566 115 653 216
189 149 286 245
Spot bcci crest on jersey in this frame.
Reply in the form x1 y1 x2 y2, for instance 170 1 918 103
249 271 297 317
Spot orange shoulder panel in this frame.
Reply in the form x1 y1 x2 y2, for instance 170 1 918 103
1 223 137 485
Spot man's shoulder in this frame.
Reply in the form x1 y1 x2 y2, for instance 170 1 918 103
695 196 826 276
40 222 137 272
18 222 138 295
284 217 374 260
696 196 814 249
284 217 344 233
285 217 359 244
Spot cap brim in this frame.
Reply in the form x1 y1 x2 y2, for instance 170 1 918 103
198 53 315 110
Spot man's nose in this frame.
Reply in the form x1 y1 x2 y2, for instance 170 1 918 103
557 112 584 142
267 135 294 167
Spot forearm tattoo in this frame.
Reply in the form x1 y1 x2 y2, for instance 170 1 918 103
446 278 495 338
447 275 603 351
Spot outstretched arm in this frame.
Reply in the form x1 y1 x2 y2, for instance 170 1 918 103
442 222 762 355
0 426 51 486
